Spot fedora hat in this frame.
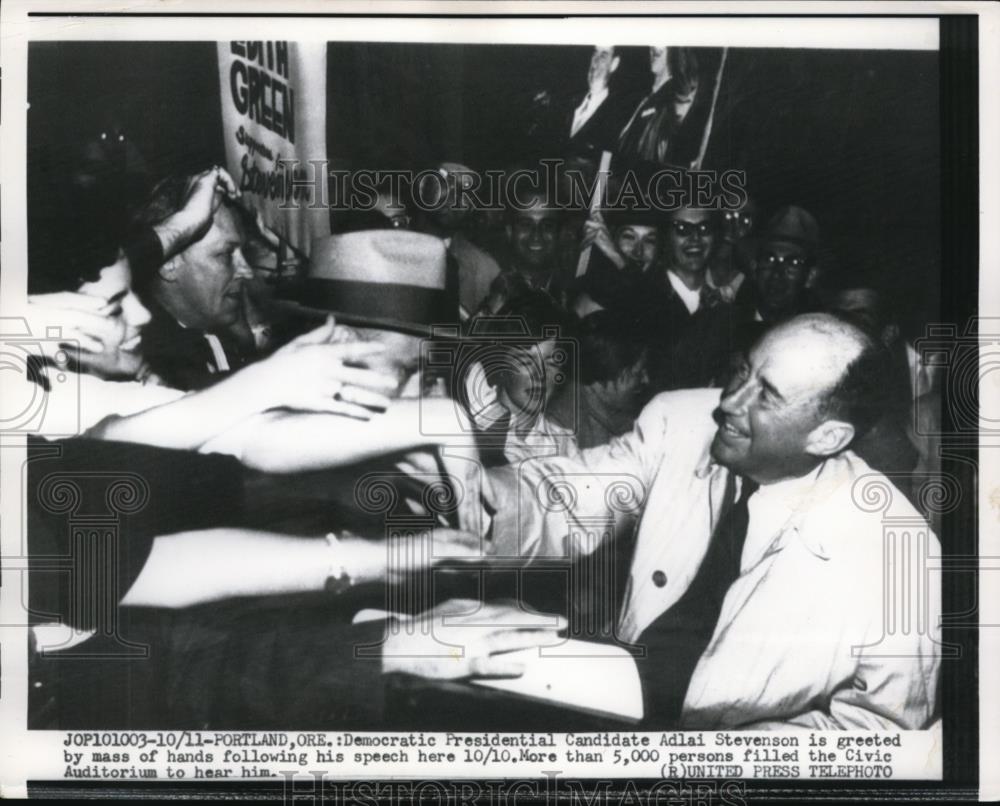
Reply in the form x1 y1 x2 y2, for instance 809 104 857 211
282 230 457 336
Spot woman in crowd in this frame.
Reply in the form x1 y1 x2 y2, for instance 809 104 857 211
462 289 579 464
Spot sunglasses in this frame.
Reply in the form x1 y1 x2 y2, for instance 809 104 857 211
670 220 714 237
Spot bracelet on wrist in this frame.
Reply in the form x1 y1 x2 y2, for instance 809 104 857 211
323 532 352 594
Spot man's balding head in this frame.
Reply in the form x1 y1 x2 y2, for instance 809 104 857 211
711 313 890 484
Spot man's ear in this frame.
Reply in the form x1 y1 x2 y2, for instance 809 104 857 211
610 56 621 74
157 255 180 282
805 419 855 458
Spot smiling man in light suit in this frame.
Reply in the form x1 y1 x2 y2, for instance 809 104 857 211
485 313 941 730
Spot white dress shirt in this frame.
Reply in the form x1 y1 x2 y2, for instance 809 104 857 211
667 270 702 315
570 87 609 137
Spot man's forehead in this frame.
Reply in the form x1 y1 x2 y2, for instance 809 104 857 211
761 239 806 257
211 204 245 241
673 207 712 223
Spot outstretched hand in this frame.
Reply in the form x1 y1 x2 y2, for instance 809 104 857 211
381 599 566 680
252 316 398 418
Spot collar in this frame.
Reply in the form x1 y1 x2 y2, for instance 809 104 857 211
706 270 745 298
752 455 855 561
667 269 702 314
582 86 609 108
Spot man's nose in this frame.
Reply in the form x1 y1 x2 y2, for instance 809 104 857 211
719 378 752 415
233 250 255 280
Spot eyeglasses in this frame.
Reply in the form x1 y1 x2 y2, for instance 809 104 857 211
670 220 714 238
758 253 809 274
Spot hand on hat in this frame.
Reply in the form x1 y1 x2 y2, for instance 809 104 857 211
581 211 626 270
155 166 241 260
252 315 398 418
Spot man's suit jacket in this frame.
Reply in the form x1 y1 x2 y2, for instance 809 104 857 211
616 78 700 168
488 389 731 642
140 302 252 391
679 450 940 730
564 90 636 159
487 390 941 730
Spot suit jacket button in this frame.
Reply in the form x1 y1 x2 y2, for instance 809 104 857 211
652 570 667 588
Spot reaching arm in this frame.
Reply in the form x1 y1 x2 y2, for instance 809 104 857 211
484 393 674 559
120 526 481 609
200 396 473 474
86 318 397 450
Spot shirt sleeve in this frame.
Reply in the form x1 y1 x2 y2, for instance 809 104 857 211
484 394 673 559
27 438 245 632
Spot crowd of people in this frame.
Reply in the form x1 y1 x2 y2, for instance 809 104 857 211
15 45 943 733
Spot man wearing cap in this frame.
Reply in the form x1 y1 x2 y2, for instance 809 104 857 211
753 204 823 324
484 313 941 730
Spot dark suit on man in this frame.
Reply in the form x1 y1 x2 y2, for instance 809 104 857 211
616 78 700 168
563 89 637 160
140 301 253 391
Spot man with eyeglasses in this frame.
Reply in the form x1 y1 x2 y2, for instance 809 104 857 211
753 205 822 324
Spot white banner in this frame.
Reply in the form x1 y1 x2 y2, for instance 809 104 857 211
217 40 329 255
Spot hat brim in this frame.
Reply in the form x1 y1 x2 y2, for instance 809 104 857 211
759 235 816 258
275 278 459 338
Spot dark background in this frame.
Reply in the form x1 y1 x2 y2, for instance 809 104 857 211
27 40 939 322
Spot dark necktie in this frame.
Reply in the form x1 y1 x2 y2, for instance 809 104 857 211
636 477 758 726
